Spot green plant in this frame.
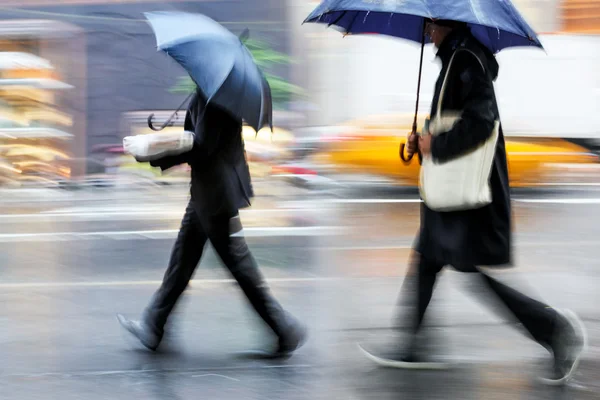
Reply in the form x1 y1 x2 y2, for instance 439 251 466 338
169 37 303 109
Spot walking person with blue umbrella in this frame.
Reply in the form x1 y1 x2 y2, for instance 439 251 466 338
117 12 307 358
305 1 586 384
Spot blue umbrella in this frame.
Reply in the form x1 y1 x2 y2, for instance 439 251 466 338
304 0 543 163
145 11 272 133
304 0 543 53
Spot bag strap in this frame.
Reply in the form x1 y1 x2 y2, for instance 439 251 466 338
436 48 486 117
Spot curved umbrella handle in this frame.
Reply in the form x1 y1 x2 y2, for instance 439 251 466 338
147 91 196 131
399 143 413 165
147 112 177 131
399 140 422 166
399 144 422 165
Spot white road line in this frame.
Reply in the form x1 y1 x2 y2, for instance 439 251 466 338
322 199 422 204
0 197 598 222
0 208 319 221
0 229 177 238
3 364 314 378
515 198 600 204
0 226 341 241
0 271 595 289
288 198 600 205
232 226 338 237
0 211 183 220
0 226 592 245
0 277 344 289
534 182 600 187
326 240 600 250
39 208 301 215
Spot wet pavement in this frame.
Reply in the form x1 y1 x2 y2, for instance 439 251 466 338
1 183 599 399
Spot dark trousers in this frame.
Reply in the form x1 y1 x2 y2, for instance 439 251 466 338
143 201 289 337
405 254 558 350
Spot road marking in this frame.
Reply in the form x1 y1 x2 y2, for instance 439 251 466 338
2 364 314 378
232 226 338 237
0 209 309 221
40 207 301 215
0 226 341 241
0 272 596 290
288 198 600 205
515 198 600 204
0 211 184 220
326 240 600 250
0 195 599 222
0 277 345 289
322 199 422 204
192 374 240 382
0 207 324 222
0 226 593 244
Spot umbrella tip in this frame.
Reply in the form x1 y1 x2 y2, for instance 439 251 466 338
239 28 250 43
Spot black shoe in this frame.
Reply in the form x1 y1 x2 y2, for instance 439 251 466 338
117 314 162 352
358 343 449 370
274 319 308 358
234 319 308 360
540 309 587 386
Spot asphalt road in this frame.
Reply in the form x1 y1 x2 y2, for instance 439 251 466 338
0 184 599 399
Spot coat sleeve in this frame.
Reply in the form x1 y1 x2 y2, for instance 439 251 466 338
430 51 497 163
150 98 221 171
149 110 196 171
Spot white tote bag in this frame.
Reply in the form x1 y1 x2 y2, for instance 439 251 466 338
419 49 500 212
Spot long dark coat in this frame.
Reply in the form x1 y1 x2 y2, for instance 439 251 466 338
415 29 512 268
149 92 254 218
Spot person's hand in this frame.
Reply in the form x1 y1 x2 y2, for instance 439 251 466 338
406 133 419 158
419 134 432 156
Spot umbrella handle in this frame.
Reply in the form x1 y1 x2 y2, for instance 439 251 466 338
399 144 422 165
147 112 177 131
147 91 196 131
399 143 413 164
400 21 426 167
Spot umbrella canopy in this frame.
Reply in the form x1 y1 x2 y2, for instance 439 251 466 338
304 0 543 53
145 11 272 132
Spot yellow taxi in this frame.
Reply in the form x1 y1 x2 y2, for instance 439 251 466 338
309 114 598 187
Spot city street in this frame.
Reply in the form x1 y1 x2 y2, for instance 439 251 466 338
0 183 599 399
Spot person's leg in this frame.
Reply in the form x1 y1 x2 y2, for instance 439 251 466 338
399 253 446 336
361 253 447 368
143 203 208 331
118 202 207 350
467 270 587 385
476 272 556 347
204 213 306 355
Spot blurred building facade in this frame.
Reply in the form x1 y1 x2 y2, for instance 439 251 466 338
0 19 86 183
0 0 290 179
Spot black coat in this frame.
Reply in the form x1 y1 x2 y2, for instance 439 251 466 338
415 29 512 268
150 92 254 218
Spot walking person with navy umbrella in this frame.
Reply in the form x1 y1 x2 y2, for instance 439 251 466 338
305 1 587 384
117 12 307 358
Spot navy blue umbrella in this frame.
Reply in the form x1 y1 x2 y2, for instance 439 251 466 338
304 0 543 163
145 11 272 133
304 0 542 53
